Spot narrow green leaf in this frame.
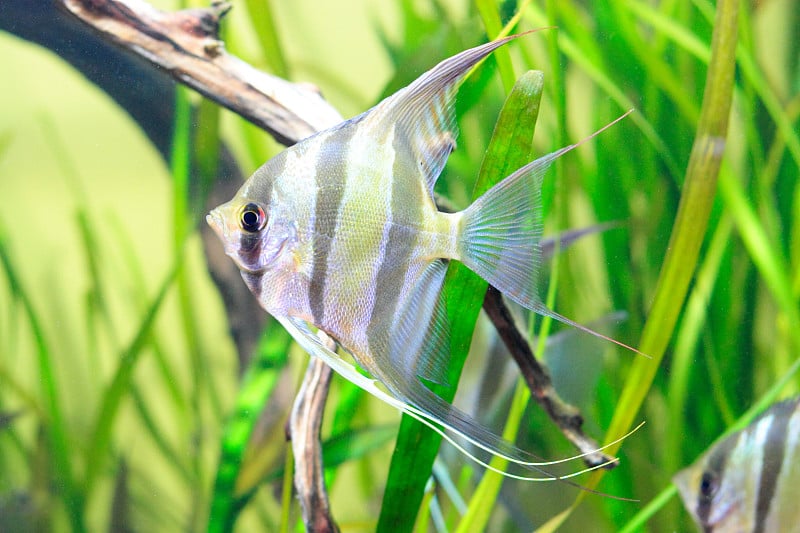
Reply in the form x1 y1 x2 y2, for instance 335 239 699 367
243 0 289 78
0 222 85 533
456 71 545 533
537 3 741 530
524 4 683 183
475 0 516 92
83 266 178 498
665 215 732 479
110 217 188 413
206 321 291 533
261 425 397 483
718 164 800 350
601 0 739 464
377 69 544 532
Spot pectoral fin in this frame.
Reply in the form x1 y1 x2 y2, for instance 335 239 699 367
383 259 451 386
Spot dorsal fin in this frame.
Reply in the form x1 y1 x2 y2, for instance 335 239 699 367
370 33 535 196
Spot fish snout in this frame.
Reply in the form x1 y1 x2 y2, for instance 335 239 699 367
206 209 225 237
206 209 238 258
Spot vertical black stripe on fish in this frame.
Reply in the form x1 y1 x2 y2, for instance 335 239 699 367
753 401 794 533
696 432 739 529
365 127 423 370
308 126 355 325
241 270 263 302
237 233 263 271
237 162 277 272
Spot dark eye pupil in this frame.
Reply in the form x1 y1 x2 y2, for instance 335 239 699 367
242 210 259 226
240 203 264 232
699 471 717 500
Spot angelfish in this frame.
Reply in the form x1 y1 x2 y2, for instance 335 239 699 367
674 396 800 532
208 33 631 478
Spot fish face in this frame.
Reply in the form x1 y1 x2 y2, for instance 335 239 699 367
206 197 292 274
674 397 800 532
674 460 745 531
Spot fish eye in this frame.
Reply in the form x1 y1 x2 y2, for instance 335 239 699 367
699 471 719 501
239 203 266 233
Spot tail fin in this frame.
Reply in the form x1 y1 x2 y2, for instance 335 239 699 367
460 111 646 356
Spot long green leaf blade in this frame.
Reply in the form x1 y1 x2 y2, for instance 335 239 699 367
377 69 544 533
206 321 291 533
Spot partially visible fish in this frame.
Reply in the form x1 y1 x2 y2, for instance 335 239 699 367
207 33 632 477
674 396 800 532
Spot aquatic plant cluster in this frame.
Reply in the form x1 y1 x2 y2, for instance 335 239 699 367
1 0 799 531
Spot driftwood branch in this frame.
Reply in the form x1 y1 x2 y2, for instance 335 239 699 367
288 354 338 533
60 0 343 144
483 287 616 469
6 0 616 529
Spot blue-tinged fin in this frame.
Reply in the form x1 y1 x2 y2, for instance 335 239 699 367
372 33 533 196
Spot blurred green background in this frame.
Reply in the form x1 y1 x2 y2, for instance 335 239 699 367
1 0 799 531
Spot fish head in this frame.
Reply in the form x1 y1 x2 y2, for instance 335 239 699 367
206 194 294 275
674 437 749 531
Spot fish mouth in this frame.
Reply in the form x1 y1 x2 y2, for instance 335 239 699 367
206 209 224 236
206 209 237 257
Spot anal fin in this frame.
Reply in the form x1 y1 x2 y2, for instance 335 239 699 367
383 259 451 386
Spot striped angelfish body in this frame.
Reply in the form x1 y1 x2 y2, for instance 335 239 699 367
207 33 629 475
674 396 800 533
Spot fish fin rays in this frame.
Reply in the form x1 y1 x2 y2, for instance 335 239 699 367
279 303 623 482
459 151 552 310
376 34 531 197
383 259 451 386
415 287 452 385
276 315 588 481
387 88 457 197
459 111 644 356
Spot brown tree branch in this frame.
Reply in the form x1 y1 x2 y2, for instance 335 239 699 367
483 286 617 469
58 0 616 472
60 0 343 145
288 350 339 533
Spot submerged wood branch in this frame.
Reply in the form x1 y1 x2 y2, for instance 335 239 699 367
288 353 338 533
483 286 617 469
60 0 343 144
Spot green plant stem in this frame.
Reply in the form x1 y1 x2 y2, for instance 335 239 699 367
603 0 739 463
458 71 553 528
0 224 85 533
376 66 542 533
82 265 178 501
665 215 732 477
538 0 739 529
475 0 515 92
206 323 291 533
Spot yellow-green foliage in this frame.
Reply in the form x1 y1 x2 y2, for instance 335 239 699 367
1 1 799 531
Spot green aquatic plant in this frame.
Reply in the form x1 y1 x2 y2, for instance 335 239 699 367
1 0 799 531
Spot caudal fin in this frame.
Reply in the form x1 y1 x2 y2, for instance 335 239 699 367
459 111 646 356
